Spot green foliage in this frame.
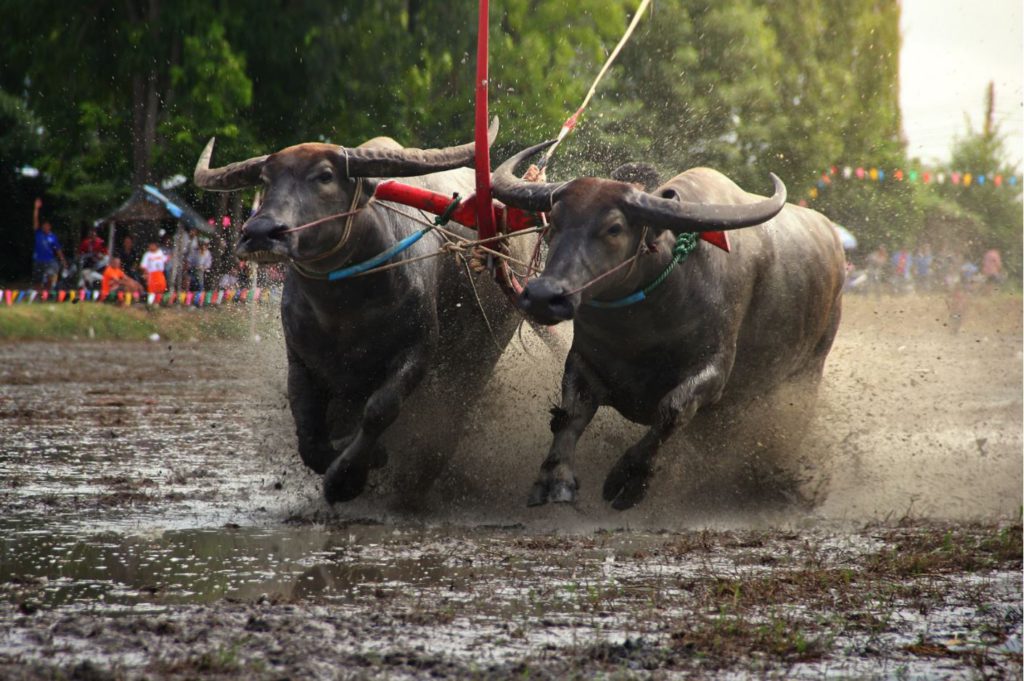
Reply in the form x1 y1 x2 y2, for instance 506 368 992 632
0 0 1018 282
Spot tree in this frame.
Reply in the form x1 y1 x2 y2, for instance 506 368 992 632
937 84 1023 274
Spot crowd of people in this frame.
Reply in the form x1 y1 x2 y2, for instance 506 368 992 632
848 242 1006 296
30 198 252 300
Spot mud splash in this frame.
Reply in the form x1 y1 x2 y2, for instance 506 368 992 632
0 294 1021 678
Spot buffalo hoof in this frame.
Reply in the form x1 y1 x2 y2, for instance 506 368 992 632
527 476 578 507
602 456 652 511
298 442 335 475
323 458 370 504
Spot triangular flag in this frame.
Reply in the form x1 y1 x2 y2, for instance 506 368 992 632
57 290 66 303
41 290 49 301
147 293 156 305
28 290 38 303
699 231 731 252
253 287 261 302
4 290 12 306
125 292 133 305
178 291 187 304
69 291 77 303
204 291 212 305
186 292 194 305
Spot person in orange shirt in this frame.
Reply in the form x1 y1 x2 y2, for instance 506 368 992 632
101 257 143 299
139 242 169 295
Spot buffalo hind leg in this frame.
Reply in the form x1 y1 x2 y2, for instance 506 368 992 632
323 345 430 504
529 352 601 506
603 355 729 510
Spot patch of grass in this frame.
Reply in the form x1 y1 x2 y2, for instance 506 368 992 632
0 303 273 341
864 523 1023 577
672 611 831 667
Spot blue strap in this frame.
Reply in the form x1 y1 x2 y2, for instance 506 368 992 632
586 290 646 308
326 228 430 281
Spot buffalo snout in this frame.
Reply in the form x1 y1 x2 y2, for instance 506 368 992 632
519 278 577 325
237 215 290 261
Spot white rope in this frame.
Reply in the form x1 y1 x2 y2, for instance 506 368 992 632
538 0 652 169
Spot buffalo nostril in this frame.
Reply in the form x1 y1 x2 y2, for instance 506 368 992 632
547 294 574 320
268 225 288 241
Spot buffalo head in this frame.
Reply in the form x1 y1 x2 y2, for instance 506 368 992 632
492 141 786 324
193 119 499 267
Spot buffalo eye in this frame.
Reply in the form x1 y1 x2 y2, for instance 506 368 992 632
316 170 334 185
605 223 624 237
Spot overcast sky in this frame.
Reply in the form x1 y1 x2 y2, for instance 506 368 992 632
900 0 1023 167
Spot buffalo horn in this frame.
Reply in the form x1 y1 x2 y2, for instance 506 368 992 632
193 138 269 192
623 173 788 233
491 140 565 212
340 117 500 178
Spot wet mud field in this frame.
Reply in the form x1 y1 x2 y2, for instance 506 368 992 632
1 294 1021 679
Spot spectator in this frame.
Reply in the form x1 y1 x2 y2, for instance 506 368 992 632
31 198 66 290
115 234 142 278
890 245 913 294
139 242 169 295
866 244 888 297
100 256 143 299
981 248 1004 285
189 240 213 292
913 243 933 292
217 266 240 290
78 226 108 269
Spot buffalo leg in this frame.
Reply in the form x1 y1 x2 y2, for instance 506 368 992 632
529 351 602 507
287 351 335 475
603 356 730 510
323 345 430 504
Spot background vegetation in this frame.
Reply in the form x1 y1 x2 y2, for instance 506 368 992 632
0 0 1019 282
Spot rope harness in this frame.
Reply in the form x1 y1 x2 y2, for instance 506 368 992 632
585 232 699 309
285 185 543 282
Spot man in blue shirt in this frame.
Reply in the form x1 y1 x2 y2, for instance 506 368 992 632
32 198 66 289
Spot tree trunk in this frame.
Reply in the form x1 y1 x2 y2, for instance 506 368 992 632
127 0 162 187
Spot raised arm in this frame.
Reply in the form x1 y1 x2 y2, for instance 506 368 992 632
32 198 41 231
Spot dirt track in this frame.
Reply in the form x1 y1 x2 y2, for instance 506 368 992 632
0 293 1020 679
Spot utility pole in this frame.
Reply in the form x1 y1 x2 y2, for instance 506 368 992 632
984 81 995 138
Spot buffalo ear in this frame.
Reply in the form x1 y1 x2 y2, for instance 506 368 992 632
611 162 662 192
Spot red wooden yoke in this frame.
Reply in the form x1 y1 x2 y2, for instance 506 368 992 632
369 0 731 255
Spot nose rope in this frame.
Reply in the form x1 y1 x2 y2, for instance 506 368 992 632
564 227 652 297
288 178 366 265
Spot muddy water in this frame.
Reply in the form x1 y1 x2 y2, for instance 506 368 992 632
0 295 1021 679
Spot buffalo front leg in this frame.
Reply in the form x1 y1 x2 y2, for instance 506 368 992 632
287 351 335 475
529 352 601 507
323 345 430 504
603 355 731 510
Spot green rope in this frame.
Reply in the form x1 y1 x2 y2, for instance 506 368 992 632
640 232 699 296
433 193 461 226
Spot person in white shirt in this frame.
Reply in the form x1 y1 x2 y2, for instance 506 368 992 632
139 242 169 295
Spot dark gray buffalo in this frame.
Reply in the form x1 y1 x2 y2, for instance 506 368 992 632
194 122 528 505
492 141 846 510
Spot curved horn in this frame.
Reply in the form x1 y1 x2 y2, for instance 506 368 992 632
623 173 787 233
491 140 566 212
193 138 268 192
339 117 500 178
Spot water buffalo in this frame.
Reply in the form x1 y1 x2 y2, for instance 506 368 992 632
194 121 530 505
492 141 845 510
